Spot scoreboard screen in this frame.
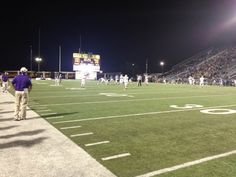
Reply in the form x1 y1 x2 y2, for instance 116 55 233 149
73 53 101 79
73 53 100 71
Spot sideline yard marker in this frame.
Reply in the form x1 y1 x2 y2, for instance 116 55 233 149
85 141 110 147
70 132 93 137
60 125 81 130
102 153 131 161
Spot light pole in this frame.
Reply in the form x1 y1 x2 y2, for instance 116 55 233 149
160 61 165 74
35 57 42 72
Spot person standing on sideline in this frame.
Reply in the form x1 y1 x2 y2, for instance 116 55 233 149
144 74 149 86
137 75 142 86
123 74 129 90
2 72 9 93
12 67 32 121
81 74 86 88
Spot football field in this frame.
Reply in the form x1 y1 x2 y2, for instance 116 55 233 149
28 80 236 177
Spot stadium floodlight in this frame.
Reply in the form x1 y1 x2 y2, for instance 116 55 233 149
35 57 42 72
160 61 165 74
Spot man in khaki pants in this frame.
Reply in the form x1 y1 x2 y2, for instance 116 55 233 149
12 67 32 121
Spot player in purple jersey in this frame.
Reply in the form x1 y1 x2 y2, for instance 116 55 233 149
12 67 32 121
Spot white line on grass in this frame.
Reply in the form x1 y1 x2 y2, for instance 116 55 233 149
136 150 236 177
53 104 236 124
46 116 64 120
37 94 236 107
101 153 131 161
60 125 81 130
30 90 195 98
70 132 93 137
85 141 110 147
41 113 57 116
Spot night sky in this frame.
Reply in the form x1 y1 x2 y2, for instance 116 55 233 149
1 0 236 74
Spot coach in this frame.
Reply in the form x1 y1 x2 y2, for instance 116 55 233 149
12 67 32 121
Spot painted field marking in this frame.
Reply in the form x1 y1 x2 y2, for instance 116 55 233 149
101 153 131 161
50 85 62 87
65 88 86 90
38 94 236 107
46 116 64 120
136 149 236 177
85 141 110 147
200 109 236 115
41 112 57 116
53 104 236 124
35 83 47 85
37 109 51 113
30 90 200 98
70 132 93 137
99 93 129 97
60 125 81 130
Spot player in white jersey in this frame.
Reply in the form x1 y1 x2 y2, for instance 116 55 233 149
188 76 193 85
137 75 142 86
55 75 60 86
81 75 86 88
144 74 149 85
119 74 124 85
123 75 129 90
115 75 119 84
199 76 204 87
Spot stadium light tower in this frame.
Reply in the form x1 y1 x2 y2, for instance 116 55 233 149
35 57 42 72
160 61 165 74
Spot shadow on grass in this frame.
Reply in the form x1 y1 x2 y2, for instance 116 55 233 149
0 101 14 105
0 129 45 139
0 116 41 122
0 125 19 131
42 112 78 118
0 137 48 149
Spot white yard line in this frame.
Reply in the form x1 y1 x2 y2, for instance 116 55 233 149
70 132 93 137
41 112 57 116
37 94 236 107
60 125 81 130
46 116 64 120
85 141 110 147
53 104 236 124
136 150 236 177
29 90 203 98
101 153 131 161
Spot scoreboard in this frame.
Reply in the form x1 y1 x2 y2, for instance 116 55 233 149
73 53 101 79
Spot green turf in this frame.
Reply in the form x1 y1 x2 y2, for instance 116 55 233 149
27 80 236 177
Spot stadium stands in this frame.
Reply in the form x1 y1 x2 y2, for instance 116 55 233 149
165 45 236 85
